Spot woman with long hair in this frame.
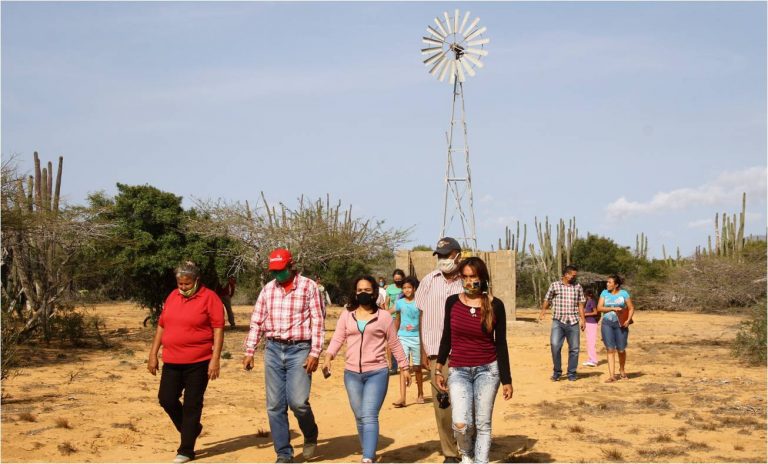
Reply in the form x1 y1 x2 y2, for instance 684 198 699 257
597 274 635 382
435 257 513 464
322 276 410 463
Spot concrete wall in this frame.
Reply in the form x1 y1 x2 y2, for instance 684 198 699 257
395 250 516 321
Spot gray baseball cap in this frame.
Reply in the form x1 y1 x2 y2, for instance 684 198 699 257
433 237 462 256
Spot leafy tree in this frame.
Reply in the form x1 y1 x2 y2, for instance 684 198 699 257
571 234 637 276
90 184 235 324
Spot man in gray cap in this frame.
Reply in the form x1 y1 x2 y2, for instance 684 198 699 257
416 237 463 463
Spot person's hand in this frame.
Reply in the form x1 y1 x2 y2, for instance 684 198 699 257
147 355 159 376
537 312 545 323
420 350 430 371
208 358 221 380
303 355 319 374
322 357 332 375
242 355 254 371
621 319 631 328
435 372 448 392
401 368 411 387
502 384 513 400
579 320 586 331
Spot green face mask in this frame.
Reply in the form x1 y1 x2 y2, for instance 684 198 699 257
179 281 199 298
272 269 292 283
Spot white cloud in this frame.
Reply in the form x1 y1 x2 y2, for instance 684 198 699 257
687 218 711 229
605 166 767 220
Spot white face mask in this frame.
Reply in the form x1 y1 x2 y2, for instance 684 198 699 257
437 257 458 274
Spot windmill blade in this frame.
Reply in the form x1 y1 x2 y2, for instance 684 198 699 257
454 9 459 33
464 26 487 42
443 12 452 34
427 26 445 41
423 36 444 46
456 59 466 82
430 54 449 75
434 17 448 37
439 57 452 81
421 46 443 55
423 50 446 66
459 11 470 35
468 38 490 47
464 47 489 57
462 53 484 68
459 58 476 77
462 17 480 38
449 60 457 84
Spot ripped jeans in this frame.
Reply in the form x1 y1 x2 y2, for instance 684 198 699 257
447 361 500 464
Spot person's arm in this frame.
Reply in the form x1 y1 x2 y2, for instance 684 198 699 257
305 283 325 373
322 311 348 374
583 300 598 317
492 299 513 400
435 296 455 391
147 325 164 375
243 290 269 370
623 297 635 328
415 277 431 367
538 283 554 321
597 296 617 314
209 327 224 380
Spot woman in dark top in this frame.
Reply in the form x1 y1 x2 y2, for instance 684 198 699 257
582 288 600 367
435 257 513 464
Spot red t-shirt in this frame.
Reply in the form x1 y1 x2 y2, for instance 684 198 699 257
158 286 225 364
448 299 497 368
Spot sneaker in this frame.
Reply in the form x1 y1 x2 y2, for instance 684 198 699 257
275 457 294 463
550 375 560 382
582 361 597 367
568 375 577 382
173 455 192 463
303 442 317 460
461 454 474 464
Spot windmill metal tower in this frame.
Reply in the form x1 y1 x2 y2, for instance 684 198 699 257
422 9 488 252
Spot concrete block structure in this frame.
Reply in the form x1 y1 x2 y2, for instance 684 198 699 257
394 250 516 321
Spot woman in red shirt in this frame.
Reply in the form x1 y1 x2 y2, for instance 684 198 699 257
147 261 225 463
435 257 513 464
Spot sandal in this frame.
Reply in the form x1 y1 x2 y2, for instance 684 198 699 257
392 402 406 408
619 373 629 380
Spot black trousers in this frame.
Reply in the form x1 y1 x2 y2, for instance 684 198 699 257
158 360 210 458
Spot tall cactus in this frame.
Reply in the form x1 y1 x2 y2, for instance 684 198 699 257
634 232 648 260
707 192 746 259
496 221 526 263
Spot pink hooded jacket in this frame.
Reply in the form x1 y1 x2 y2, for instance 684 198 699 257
326 309 408 373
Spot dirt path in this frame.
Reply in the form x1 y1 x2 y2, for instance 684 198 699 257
2 303 765 462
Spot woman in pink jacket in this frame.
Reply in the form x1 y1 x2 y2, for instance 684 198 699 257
323 275 410 463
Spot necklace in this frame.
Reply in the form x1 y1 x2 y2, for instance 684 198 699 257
462 296 480 317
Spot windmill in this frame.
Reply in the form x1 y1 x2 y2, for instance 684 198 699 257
422 9 488 252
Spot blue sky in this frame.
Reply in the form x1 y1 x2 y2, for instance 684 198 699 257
3 1 766 258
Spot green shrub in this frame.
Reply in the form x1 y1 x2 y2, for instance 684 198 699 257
732 299 767 365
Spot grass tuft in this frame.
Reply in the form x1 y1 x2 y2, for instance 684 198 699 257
601 448 624 461
58 442 77 455
54 417 72 429
569 425 585 433
18 412 37 422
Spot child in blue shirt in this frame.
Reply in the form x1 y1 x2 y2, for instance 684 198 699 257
392 276 424 407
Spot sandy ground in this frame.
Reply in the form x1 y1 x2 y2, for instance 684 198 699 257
1 303 766 463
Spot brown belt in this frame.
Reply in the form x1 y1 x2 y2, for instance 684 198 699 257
267 338 310 345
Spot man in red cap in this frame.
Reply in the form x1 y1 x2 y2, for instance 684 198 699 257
243 248 324 463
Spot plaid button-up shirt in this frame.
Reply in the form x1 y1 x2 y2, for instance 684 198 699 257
544 280 586 325
244 274 325 357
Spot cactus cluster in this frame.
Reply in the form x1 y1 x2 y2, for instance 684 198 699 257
710 192 746 258
496 221 526 263
16 152 63 213
634 232 648 260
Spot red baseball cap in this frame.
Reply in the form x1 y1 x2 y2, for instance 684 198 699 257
268 248 293 271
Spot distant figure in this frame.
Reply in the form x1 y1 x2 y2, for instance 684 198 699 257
392 276 425 407
435 257 513 464
582 288 600 368
147 261 224 464
216 276 237 328
597 274 635 382
538 265 586 382
242 248 324 463
385 269 406 375
316 277 332 310
376 276 387 309
415 237 463 462
323 275 410 463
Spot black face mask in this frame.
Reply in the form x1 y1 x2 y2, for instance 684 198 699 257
356 292 375 308
569 277 578 284
394 280 403 288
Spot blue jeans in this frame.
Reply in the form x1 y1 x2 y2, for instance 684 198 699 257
343 368 389 460
550 320 580 379
447 361 500 464
264 340 318 459
601 318 629 351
